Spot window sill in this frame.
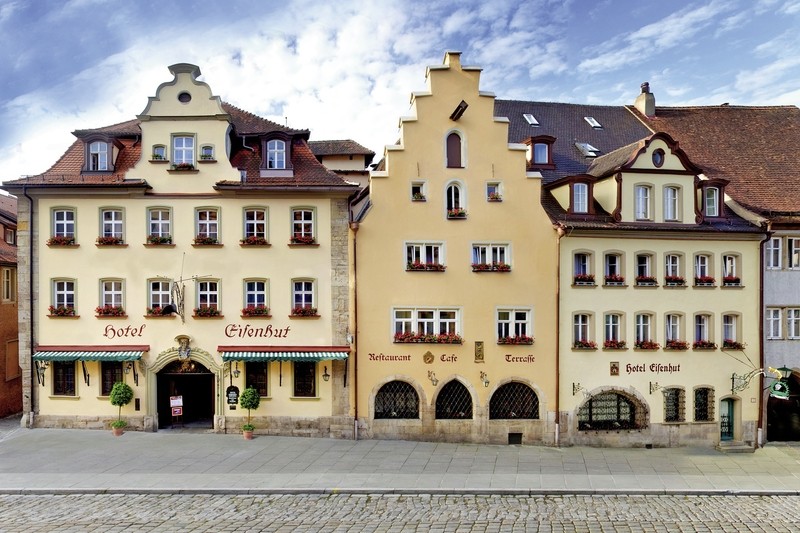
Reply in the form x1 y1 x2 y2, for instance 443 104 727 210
602 347 628 351
664 284 687 289
48 395 80 400
411 198 426 202
95 243 128 248
487 198 503 202
634 283 658 288
288 242 319 247
694 283 716 288
48 314 80 319
96 314 128 319
46 244 79 248
407 268 447 272
572 282 596 287
290 396 321 401
240 243 271 248
143 243 176 248
446 215 468 220
394 340 463 345
149 159 169 164
191 243 223 248
289 314 321 319
193 314 225 319
692 347 717 351
167 169 199 174
472 267 511 273
241 314 272 319
722 284 744 289
571 347 597 351
198 159 217 163
144 314 177 319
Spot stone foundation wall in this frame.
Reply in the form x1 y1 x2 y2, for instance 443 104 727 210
229 415 355 439
33 415 147 431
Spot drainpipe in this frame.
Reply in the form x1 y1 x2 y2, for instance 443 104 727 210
350 220 359 440
554 224 564 447
757 223 772 447
23 185 35 428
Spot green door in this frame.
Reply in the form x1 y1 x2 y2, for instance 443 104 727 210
720 399 734 441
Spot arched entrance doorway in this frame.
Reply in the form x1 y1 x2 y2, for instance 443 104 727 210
720 398 735 441
157 359 214 429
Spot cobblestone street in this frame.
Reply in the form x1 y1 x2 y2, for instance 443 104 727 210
0 493 799 532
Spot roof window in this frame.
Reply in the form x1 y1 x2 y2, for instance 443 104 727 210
523 113 539 126
575 142 600 157
584 116 602 129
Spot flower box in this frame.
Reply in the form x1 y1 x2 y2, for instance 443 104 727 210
171 163 195 171
573 274 595 285
471 262 510 272
604 275 625 285
95 305 126 317
722 277 741 286
46 236 76 246
393 332 463 344
147 235 172 245
193 236 219 245
634 340 661 350
498 335 534 345
407 262 446 272
665 340 690 350
664 276 685 286
635 276 658 286
145 306 175 317
603 339 627 350
290 235 316 245
447 208 467 219
240 236 270 246
199 155 215 161
411 194 426 202
96 236 124 246
150 154 166 161
722 340 746 350
487 193 503 202
241 305 271 317
291 306 318 317
572 340 597 349
692 340 717 350
193 307 221 317
48 305 76 317
694 276 716 286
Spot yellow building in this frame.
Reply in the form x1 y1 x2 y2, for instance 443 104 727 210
352 52 558 444
2 64 358 436
547 132 763 447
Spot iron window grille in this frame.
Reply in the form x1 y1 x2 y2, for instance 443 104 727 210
489 382 539 419
435 380 472 419
374 381 419 419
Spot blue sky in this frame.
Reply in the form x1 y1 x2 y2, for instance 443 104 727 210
1 0 799 183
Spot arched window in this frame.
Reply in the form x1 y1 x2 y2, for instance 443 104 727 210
489 382 539 419
446 132 462 168
577 391 647 430
446 183 462 211
435 380 472 419
375 381 419 419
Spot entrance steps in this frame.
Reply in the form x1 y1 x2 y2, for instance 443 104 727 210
716 441 755 453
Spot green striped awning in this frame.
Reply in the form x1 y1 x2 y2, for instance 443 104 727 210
33 351 143 361
221 351 349 362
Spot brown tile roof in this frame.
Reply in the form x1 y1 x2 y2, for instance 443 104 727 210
629 105 800 219
0 194 16 265
308 140 375 157
0 194 16 218
221 103 308 137
72 119 141 139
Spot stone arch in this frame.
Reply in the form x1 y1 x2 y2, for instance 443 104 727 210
369 374 425 420
433 375 475 419
488 380 541 420
576 386 650 431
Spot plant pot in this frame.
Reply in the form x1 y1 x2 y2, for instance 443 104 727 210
112 427 124 437
243 430 254 440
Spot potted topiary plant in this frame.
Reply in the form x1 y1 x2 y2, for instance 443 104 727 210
239 386 260 440
109 381 134 436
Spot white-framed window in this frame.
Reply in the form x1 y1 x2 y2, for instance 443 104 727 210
635 313 652 342
196 208 219 240
573 182 588 213
573 313 591 343
604 253 622 278
664 186 679 221
766 237 782 269
497 308 531 340
407 242 444 268
4 228 14 244
173 135 194 165
244 208 268 239
411 181 426 201
53 279 75 309
101 208 123 239
574 253 591 276
723 255 737 278
267 139 286 169
89 141 108 171
604 313 622 342
722 314 738 343
53 209 76 238
788 309 800 339
148 208 171 240
292 279 315 310
200 145 214 160
533 143 548 164
2 267 16 303
149 279 172 309
665 313 681 342
197 280 219 310
393 308 461 337
695 254 711 279
291 208 315 241
789 238 800 269
446 182 463 211
695 314 711 342
244 279 268 308
665 254 681 277
152 145 166 160
767 308 782 339
636 254 652 278
472 243 509 267
704 187 719 217
634 185 651 220
101 280 123 307
486 182 501 201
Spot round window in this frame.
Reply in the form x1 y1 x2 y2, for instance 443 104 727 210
178 92 192 103
652 149 665 168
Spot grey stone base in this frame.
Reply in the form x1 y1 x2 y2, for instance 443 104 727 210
226 415 355 439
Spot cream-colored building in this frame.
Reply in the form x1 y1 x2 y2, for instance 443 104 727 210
352 52 558 444
547 132 763 448
2 64 358 436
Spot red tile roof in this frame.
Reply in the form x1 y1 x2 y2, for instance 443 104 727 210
0 194 16 265
221 103 308 137
308 140 375 157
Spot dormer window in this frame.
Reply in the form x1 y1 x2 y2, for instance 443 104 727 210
526 135 555 169
704 187 720 217
267 140 286 169
89 141 109 171
572 183 589 213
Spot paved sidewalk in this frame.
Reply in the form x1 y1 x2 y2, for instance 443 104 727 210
1 415 799 495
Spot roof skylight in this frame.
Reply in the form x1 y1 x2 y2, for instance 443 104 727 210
523 113 539 126
575 142 600 157
584 116 602 129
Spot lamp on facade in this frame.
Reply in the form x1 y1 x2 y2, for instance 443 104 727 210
480 371 490 388
35 361 49 386
232 362 240 378
649 381 661 394
428 371 439 386
572 382 584 396
322 366 330 382
125 362 132 374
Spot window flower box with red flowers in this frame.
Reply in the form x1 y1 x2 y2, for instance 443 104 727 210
722 339 746 350
487 192 503 202
147 235 172 245
498 335 534 345
603 339 627 350
692 340 717 350
171 163 195 171
471 262 510 272
635 276 658 286
193 235 219 246
573 274 595 285
393 332 463 344
407 262 446 272
48 305 76 317
665 340 690 350
572 340 597 350
447 208 467 219
146 306 175 317
193 306 221 317
290 235 316 245
604 274 625 286
664 276 685 286
290 306 318 317
46 235 76 246
240 236 270 246
241 305 271 317
694 276 716 286
634 340 660 350
95 305 126 317
722 276 741 287
96 236 124 246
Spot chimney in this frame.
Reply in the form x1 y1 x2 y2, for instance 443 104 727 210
634 82 655 117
